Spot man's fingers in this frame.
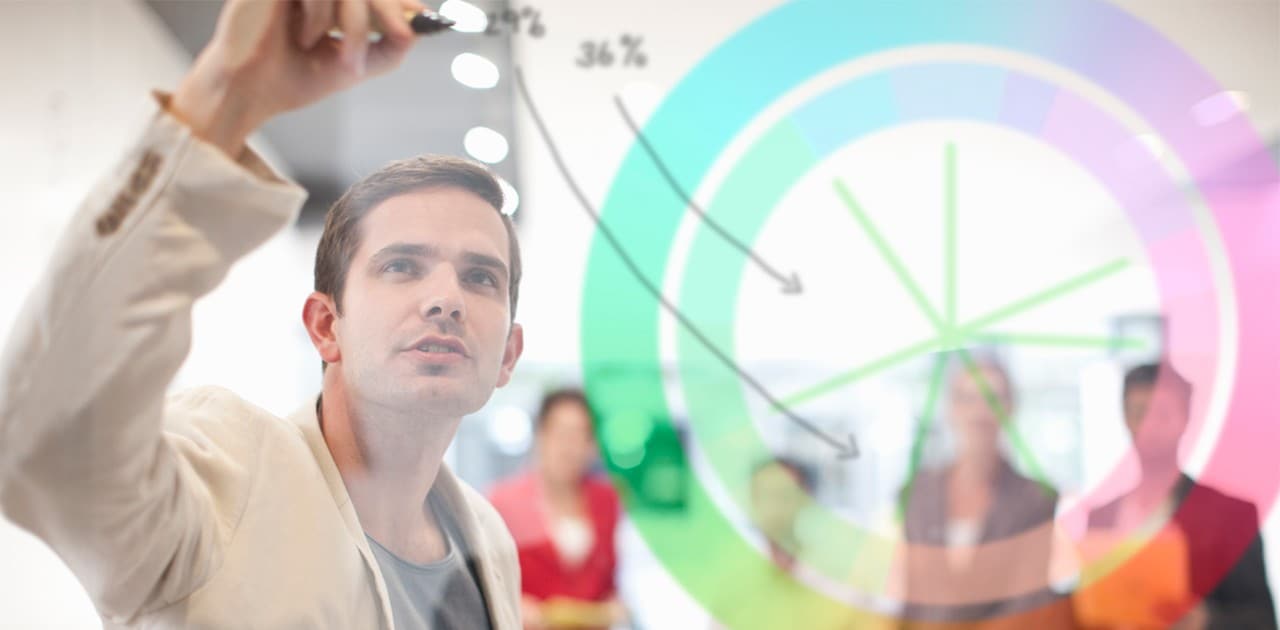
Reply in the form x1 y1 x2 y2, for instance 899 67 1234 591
337 0 372 74
369 0 414 43
366 0 422 75
401 0 428 17
295 0 337 49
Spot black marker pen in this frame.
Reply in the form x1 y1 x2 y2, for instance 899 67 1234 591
328 9 457 41
407 9 456 35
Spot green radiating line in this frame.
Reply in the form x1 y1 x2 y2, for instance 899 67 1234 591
960 258 1132 333
834 178 948 331
777 337 944 409
781 259 1133 411
945 143 957 328
971 332 1147 350
898 351 950 522
955 347 1055 495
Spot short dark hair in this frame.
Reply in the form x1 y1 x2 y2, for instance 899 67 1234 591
1123 361 1192 403
751 456 816 492
536 388 594 432
314 154 521 319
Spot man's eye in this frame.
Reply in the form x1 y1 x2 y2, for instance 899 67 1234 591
382 259 419 275
465 269 498 287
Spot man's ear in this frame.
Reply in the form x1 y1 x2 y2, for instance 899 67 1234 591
495 322 524 388
303 292 342 365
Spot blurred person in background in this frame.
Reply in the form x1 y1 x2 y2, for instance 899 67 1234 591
489 389 626 629
0 1 528 627
897 353 1077 629
750 457 816 577
1079 362 1275 630
705 457 894 630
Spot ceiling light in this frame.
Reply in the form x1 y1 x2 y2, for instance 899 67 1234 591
439 0 488 34
464 126 509 164
497 176 520 216
451 53 499 89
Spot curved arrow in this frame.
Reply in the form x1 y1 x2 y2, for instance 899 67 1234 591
614 96 803 294
514 68 856 459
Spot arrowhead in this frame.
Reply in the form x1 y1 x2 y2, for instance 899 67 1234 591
836 434 860 460
781 272 803 295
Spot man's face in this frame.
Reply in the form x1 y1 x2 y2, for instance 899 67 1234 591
1123 384 1188 464
333 186 522 417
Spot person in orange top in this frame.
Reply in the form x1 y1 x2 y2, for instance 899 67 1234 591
1083 362 1275 629
490 389 626 629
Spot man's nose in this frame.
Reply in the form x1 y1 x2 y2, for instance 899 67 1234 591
420 266 466 322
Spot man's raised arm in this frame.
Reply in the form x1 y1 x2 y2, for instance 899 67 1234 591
0 0 421 621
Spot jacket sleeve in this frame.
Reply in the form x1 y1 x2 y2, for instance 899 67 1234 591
1205 505 1277 630
0 96 306 623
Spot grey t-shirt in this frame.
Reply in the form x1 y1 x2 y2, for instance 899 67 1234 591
366 493 493 630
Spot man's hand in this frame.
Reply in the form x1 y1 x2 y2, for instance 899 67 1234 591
171 0 424 157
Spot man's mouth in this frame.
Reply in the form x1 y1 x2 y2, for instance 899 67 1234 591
410 336 468 358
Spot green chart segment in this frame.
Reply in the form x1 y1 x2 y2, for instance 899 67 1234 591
580 1 1213 623
674 117 894 589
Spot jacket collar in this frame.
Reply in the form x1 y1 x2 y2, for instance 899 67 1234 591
288 395 518 630
290 396 395 629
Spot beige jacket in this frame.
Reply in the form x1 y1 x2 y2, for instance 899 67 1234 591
0 101 522 629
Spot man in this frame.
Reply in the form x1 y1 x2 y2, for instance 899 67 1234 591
1086 363 1276 629
0 1 524 628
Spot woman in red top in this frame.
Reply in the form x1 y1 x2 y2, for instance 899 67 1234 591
489 389 624 630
